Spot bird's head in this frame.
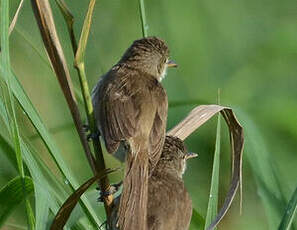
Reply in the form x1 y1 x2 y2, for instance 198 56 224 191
160 135 198 178
119 36 177 81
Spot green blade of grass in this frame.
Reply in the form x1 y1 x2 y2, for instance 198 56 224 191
50 168 118 230
0 70 102 227
278 187 297 230
235 109 288 229
73 0 112 213
205 114 221 230
0 176 34 227
0 0 35 228
0 132 30 175
9 0 25 35
0 99 84 229
138 0 148 37
190 208 205 230
0 99 56 229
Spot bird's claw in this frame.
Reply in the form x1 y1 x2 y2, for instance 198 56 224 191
97 181 123 202
82 124 90 132
87 130 100 141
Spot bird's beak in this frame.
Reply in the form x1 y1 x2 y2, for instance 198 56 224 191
186 152 198 160
167 60 178 68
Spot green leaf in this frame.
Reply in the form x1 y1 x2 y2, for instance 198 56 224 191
190 208 205 230
0 176 34 226
50 168 118 230
278 187 297 230
236 109 288 228
205 114 221 230
1 0 35 228
0 99 80 229
138 0 148 37
0 67 102 228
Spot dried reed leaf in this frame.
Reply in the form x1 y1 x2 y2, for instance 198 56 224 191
168 104 244 230
30 0 96 172
50 168 119 230
9 0 25 35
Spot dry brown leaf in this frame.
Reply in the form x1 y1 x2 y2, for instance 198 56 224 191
9 0 25 35
30 0 96 173
168 104 244 230
50 168 119 230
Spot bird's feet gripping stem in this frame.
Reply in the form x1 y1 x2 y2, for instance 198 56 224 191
97 181 123 202
83 124 100 141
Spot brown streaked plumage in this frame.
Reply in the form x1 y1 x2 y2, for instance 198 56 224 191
109 135 197 230
92 37 176 230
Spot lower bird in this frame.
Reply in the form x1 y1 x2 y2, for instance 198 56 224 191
109 135 197 230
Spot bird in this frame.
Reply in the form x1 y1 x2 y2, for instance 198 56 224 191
109 135 198 230
91 37 177 230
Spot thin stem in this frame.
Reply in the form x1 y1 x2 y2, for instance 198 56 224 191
1 0 35 228
58 0 113 214
138 0 148 37
9 0 25 35
55 0 77 53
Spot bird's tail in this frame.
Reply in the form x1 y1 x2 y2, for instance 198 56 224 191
117 149 148 230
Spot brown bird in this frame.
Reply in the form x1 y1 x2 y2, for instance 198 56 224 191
109 135 197 230
92 37 177 230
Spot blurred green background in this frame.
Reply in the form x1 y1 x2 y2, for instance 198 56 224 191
1 0 297 229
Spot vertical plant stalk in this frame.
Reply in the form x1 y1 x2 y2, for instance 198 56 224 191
55 0 77 53
30 0 102 227
73 0 113 214
278 187 297 230
30 0 97 174
205 91 221 230
138 0 148 37
0 0 35 228
9 0 25 35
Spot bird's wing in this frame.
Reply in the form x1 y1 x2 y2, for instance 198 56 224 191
148 85 168 170
95 71 140 154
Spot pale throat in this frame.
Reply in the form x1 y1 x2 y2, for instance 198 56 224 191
159 67 167 82
158 60 169 82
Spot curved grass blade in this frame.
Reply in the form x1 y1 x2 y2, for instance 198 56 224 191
204 114 221 230
30 0 96 174
0 132 30 175
1 0 35 228
50 168 119 230
9 0 25 35
138 0 148 37
0 102 89 230
190 208 205 230
0 59 101 229
278 187 297 230
0 99 60 229
168 105 244 230
0 176 34 227
73 0 112 211
236 109 289 228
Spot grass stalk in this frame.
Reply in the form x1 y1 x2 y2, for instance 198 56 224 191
278 187 297 230
205 114 221 230
73 0 113 214
138 0 148 37
0 0 35 228
205 90 221 230
9 0 25 35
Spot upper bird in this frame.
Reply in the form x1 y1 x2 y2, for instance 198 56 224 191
92 37 177 230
